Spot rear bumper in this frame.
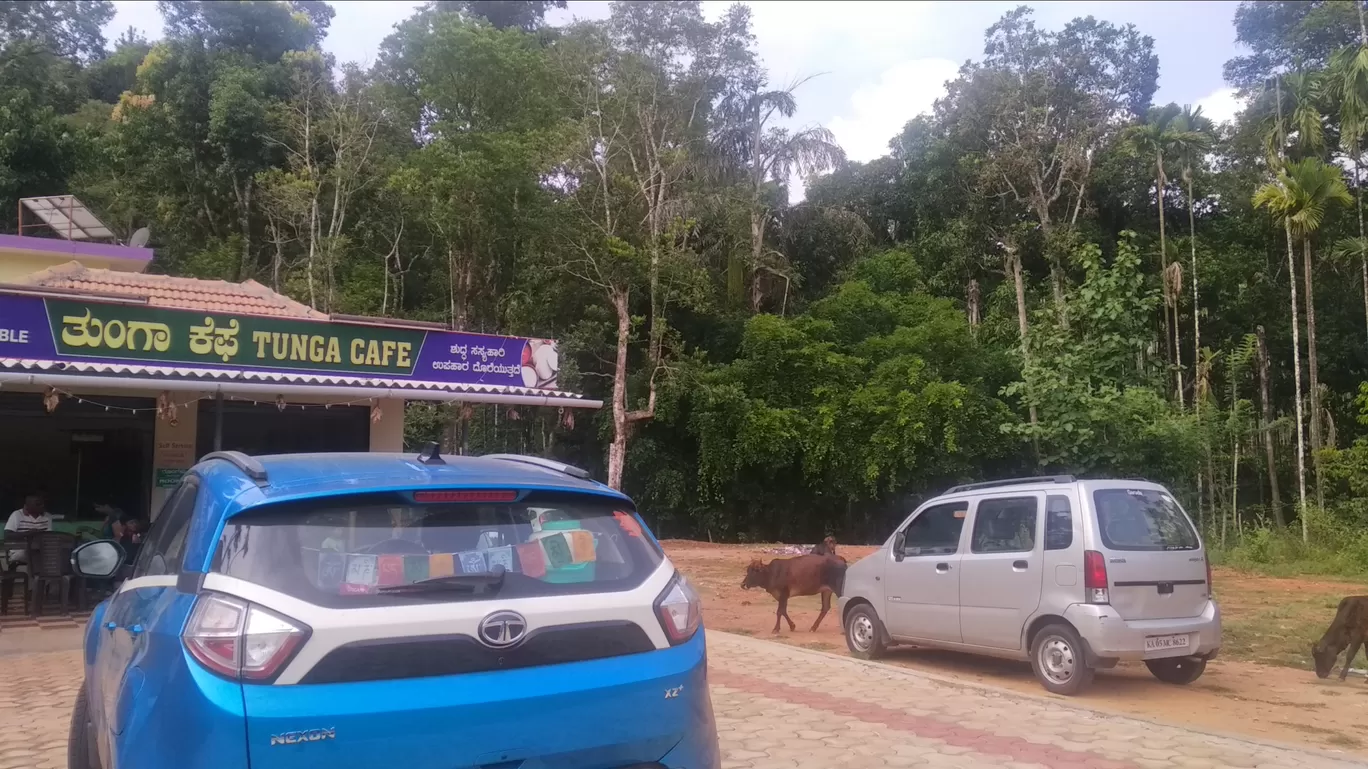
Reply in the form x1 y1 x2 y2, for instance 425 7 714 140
1064 599 1222 664
240 629 719 769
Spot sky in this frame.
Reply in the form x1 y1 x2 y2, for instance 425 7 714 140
109 0 1247 193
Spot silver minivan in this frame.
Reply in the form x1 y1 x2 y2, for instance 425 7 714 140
838 476 1221 694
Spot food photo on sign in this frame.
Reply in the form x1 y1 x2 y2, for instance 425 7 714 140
521 339 559 389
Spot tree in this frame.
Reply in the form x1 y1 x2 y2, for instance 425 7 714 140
434 0 567 31
1005 233 1197 476
1329 41 1368 341
553 3 753 488
1253 156 1351 538
1283 158 1350 508
1225 1 1363 93
1124 103 1184 402
940 7 1158 320
713 78 846 311
1170 105 1215 396
0 0 114 62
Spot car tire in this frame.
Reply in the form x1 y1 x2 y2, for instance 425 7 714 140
844 603 887 660
1030 623 1095 696
68 682 99 769
1145 656 1206 685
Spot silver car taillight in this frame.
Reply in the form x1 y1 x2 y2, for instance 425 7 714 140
183 592 309 681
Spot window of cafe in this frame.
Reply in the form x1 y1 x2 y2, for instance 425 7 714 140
0 391 154 536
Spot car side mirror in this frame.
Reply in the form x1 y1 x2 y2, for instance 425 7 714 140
72 540 125 579
892 531 906 562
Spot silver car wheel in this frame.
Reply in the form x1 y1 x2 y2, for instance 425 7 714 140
849 613 875 652
1038 635 1076 685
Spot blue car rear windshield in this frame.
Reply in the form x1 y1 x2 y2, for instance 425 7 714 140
1092 488 1199 551
210 493 663 608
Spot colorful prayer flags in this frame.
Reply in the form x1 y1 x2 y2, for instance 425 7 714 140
377 555 405 586
458 550 487 573
516 542 546 578
429 552 455 578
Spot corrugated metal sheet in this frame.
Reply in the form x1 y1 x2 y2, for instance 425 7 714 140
0 358 590 401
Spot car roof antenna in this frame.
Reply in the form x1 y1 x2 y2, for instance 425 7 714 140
417 442 445 466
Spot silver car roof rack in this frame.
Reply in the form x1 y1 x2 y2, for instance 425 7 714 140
483 454 591 480
945 475 1075 494
200 451 269 485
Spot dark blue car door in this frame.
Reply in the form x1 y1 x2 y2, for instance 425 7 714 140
94 476 200 765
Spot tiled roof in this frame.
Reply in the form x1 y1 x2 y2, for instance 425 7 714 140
17 261 326 319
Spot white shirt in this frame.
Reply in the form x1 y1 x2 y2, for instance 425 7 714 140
5 509 52 533
5 510 52 562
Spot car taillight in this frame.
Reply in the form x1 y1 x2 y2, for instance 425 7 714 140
1083 550 1109 604
413 490 518 503
655 574 702 645
183 593 309 681
1205 554 1214 596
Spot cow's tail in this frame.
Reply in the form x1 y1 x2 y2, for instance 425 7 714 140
824 557 849 597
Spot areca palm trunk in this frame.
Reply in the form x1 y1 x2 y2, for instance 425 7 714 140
1157 151 1174 398
1256 326 1284 525
1188 173 1201 378
1357 136 1368 342
1285 219 1309 542
1303 237 1324 510
1007 244 1040 434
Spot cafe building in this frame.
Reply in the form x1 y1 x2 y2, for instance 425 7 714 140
0 197 598 537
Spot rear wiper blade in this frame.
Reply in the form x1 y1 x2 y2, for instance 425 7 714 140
378 567 506 594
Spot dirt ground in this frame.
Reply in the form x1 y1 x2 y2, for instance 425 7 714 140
663 540 1368 757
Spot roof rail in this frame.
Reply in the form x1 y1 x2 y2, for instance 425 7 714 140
483 454 591 481
200 451 269 486
945 475 1075 494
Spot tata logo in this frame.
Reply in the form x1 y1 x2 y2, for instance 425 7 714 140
477 610 528 649
270 728 336 747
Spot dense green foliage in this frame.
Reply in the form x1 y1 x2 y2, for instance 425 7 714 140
10 0 1368 549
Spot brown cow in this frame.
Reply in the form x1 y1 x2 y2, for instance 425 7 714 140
809 536 838 557
741 554 847 634
1311 595 1368 681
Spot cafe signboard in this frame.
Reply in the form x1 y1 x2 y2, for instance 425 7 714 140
0 293 561 390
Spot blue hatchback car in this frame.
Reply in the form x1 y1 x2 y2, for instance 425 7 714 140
68 448 718 769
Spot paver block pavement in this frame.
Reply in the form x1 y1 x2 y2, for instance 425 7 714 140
706 631 1368 769
1 628 1364 769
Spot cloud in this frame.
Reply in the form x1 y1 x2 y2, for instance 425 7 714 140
1195 87 1243 126
827 58 959 163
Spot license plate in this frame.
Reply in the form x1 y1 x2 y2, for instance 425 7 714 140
1144 634 1190 652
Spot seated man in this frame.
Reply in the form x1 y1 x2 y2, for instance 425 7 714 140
96 500 128 541
3 493 52 608
5 493 53 565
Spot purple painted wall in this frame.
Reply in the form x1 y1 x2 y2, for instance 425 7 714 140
0 233 153 263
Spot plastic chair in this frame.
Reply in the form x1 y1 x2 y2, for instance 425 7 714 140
28 532 77 618
0 534 33 617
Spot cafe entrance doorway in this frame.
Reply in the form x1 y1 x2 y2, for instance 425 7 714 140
0 392 154 531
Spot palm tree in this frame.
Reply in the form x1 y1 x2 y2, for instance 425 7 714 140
1253 170 1308 541
1124 103 1184 404
1284 72 1326 157
1169 106 1215 387
715 80 846 312
1330 43 1368 341
1254 158 1351 536
1289 158 1351 509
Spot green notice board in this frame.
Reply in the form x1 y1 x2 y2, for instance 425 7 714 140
155 468 187 488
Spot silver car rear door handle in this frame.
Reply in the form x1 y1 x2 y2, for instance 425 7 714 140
935 563 951 573
1013 560 1029 570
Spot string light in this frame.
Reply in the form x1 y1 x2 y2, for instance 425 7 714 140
28 383 387 415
